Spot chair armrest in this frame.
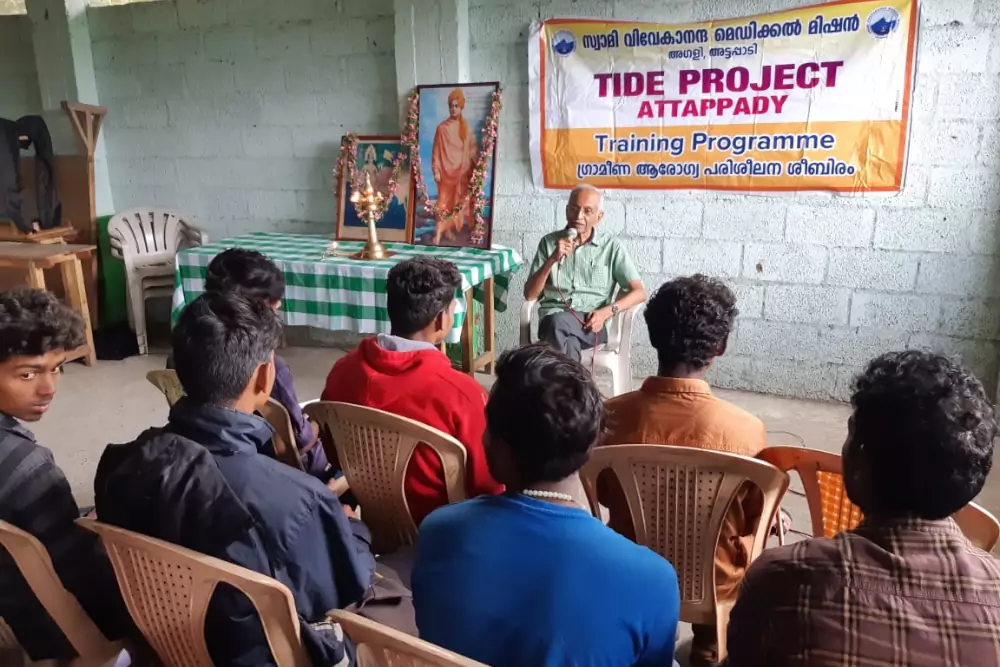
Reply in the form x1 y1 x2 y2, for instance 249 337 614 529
520 300 537 346
606 302 644 353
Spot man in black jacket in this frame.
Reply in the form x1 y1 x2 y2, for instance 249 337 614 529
0 289 130 660
95 291 376 667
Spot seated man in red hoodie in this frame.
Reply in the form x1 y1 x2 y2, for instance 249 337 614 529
322 257 502 524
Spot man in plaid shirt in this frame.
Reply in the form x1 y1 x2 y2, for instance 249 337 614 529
725 350 1000 667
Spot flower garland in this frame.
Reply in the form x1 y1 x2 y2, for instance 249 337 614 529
332 133 410 222
401 88 502 246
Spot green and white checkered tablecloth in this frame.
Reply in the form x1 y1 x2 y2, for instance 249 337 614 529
172 232 523 344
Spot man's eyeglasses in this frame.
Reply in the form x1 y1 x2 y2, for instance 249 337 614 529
566 206 598 217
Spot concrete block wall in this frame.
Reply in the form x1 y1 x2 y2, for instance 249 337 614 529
478 0 1000 400
88 0 397 239
0 16 42 119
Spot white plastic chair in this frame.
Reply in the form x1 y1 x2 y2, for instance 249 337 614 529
520 298 643 396
107 208 207 355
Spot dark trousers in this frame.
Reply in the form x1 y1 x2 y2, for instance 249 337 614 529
690 623 719 665
539 310 607 362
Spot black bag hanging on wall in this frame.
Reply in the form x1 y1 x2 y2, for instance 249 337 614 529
0 115 62 233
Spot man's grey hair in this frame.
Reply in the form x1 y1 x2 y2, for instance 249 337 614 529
569 183 604 212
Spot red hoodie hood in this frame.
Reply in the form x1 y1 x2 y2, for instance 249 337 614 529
328 336 453 406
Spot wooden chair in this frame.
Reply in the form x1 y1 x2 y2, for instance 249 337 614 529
328 610 487 667
259 398 305 472
758 446 1000 550
77 518 310 667
0 521 123 667
146 369 185 407
579 444 788 661
304 401 468 554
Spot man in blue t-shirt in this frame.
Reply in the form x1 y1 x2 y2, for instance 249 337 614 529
413 344 680 667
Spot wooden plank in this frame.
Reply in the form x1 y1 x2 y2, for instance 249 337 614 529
473 351 494 373
64 345 90 364
0 243 95 269
59 257 96 367
26 264 45 290
462 286 475 376
0 223 78 244
483 277 496 374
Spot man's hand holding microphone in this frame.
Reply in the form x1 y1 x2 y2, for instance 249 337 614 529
551 227 578 265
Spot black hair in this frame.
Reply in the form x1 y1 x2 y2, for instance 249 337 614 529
486 344 605 485
0 289 84 363
644 275 738 370
385 257 462 336
172 291 282 405
205 248 286 304
851 350 996 519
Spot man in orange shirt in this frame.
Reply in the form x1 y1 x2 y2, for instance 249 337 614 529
601 275 765 667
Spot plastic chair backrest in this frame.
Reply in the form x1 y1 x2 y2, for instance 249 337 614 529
327 610 488 667
146 370 186 408
953 502 1000 551
579 444 787 658
758 447 1000 550
0 520 116 661
107 208 193 270
304 401 468 554
77 518 310 667
757 446 862 538
259 398 305 472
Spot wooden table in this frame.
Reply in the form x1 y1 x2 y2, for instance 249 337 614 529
0 243 97 366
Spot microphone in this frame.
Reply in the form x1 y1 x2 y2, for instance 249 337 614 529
560 227 579 265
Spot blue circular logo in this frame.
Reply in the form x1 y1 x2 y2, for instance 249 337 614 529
552 30 576 56
867 7 901 38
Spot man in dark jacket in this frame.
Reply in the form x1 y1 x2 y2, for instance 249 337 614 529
95 291 376 667
0 289 130 660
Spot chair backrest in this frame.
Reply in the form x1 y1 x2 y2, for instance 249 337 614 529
579 445 788 626
327 610 488 667
0 520 116 661
953 502 1000 551
303 401 468 553
757 446 863 538
107 208 196 269
758 447 1000 550
147 369 186 407
77 518 310 667
259 398 305 472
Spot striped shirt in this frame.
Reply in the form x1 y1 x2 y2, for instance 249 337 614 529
0 415 125 659
725 517 1000 667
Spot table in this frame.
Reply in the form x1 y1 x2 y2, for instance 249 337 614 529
0 222 100 325
0 243 97 366
172 232 523 375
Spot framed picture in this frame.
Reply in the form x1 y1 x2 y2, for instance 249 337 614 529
336 135 413 243
410 82 500 249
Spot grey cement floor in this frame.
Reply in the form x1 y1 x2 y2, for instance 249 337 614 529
31 345 1000 665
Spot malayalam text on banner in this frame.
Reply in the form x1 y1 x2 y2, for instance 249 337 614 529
527 0 919 193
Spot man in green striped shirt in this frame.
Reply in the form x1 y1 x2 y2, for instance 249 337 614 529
524 185 646 361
